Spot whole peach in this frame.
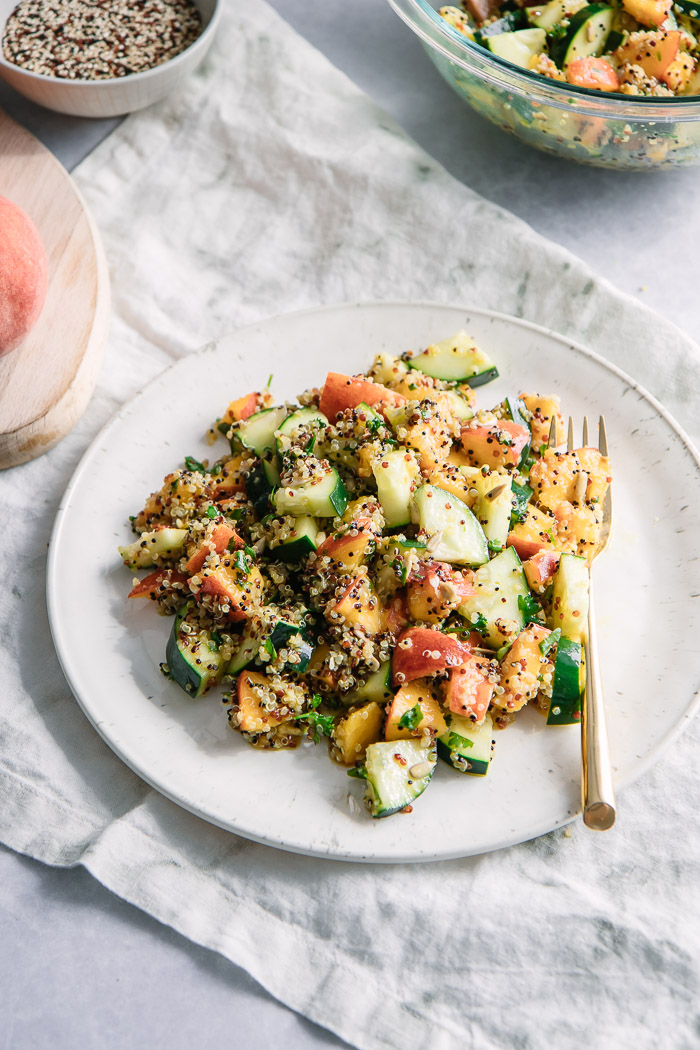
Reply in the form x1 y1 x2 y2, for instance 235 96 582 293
0 195 48 356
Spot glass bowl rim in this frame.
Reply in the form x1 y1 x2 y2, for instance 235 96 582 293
387 0 700 116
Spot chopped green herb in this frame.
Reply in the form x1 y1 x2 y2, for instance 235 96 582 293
510 481 533 526
488 540 504 554
447 731 473 751
517 592 544 626
264 638 276 659
233 550 250 575
367 415 383 436
398 704 424 731
227 537 240 552
539 628 561 657
347 765 368 779
294 694 334 742
496 641 514 662
266 373 273 387
471 612 489 636
211 463 223 476
211 631 223 646
184 455 206 473
539 443 549 457
206 506 218 519
244 545 257 560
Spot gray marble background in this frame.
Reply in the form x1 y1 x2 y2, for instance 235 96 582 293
2 1 697 1046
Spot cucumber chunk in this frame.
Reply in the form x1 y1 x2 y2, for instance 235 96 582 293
550 4 614 68
351 661 393 704
270 516 319 563
373 449 419 528
227 622 261 675
547 637 583 725
550 552 589 644
408 331 498 386
166 604 223 698
525 0 566 31
413 484 489 566
458 545 529 649
276 407 328 449
474 473 513 551
439 389 474 422
486 28 547 69
274 465 348 518
363 739 437 818
119 527 188 570
438 712 494 775
245 460 276 517
268 619 315 673
232 406 287 456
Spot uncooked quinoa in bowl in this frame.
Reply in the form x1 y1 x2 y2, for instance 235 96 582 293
118 332 611 819
0 0 220 116
387 0 700 167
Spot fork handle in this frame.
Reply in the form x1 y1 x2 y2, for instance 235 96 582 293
582 583 616 830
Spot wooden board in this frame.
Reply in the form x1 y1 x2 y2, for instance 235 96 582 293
0 109 110 468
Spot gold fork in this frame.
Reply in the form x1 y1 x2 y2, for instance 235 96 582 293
550 415 616 830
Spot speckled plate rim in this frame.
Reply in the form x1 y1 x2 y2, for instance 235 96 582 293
47 301 700 863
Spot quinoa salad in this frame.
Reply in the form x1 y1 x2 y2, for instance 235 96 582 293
119 332 611 819
440 0 700 96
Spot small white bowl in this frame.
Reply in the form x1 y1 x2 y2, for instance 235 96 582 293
0 0 220 118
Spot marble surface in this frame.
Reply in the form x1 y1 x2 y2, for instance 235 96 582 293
2 2 698 1048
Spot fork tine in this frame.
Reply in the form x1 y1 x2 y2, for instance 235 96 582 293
547 415 558 449
598 415 608 457
582 416 590 447
567 416 574 453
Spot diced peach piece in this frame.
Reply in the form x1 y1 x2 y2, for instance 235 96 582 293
222 392 259 424
213 454 248 499
319 373 407 421
185 523 242 575
523 550 561 593
553 501 600 564
519 394 564 450
662 52 697 91
334 702 384 764
566 57 620 91
197 561 264 622
306 642 341 692
237 671 291 733
315 527 375 573
508 504 558 560
331 573 383 635
442 654 494 726
407 561 476 624
426 465 476 507
496 624 552 713
616 29 680 78
392 627 472 686
459 420 529 469
621 0 672 27
382 593 410 636
128 568 188 599
384 679 448 741
401 410 453 474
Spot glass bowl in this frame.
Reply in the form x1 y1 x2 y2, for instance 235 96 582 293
386 0 700 169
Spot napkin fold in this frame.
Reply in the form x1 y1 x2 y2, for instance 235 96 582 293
2 2 700 1048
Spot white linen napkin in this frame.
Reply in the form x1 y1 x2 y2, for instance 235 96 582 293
2 2 700 1048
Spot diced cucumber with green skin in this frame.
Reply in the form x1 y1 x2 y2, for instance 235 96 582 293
475 10 528 39
373 449 418 528
227 623 261 675
118 528 188 570
363 739 436 818
438 389 474 422
245 460 276 518
438 713 494 775
547 637 582 725
276 408 328 450
407 331 499 386
166 604 223 699
604 28 624 51
356 401 384 425
674 0 700 15
510 481 533 527
268 620 315 673
550 4 614 68
413 485 489 566
232 406 288 456
550 553 589 645
274 466 348 518
271 516 319 563
352 661 393 704
525 0 565 31
475 474 513 551
486 28 547 69
458 545 529 649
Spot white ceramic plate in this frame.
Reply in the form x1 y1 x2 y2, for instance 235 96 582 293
48 302 700 863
